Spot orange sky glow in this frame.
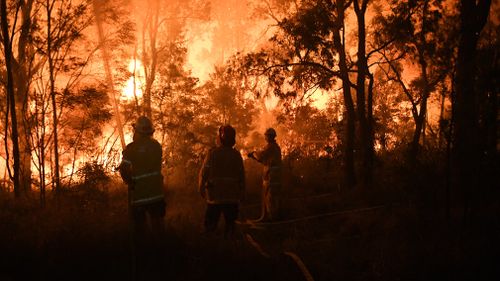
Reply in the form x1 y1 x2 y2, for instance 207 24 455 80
0 0 459 188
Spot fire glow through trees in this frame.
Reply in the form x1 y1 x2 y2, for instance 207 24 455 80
121 59 145 102
0 0 497 195
0 1 498 280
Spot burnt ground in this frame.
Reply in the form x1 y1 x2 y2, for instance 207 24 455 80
1 177 499 281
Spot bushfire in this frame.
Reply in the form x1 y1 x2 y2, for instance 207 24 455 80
0 1 497 280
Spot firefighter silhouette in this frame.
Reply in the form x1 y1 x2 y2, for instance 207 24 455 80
199 125 245 238
119 116 165 241
248 128 282 222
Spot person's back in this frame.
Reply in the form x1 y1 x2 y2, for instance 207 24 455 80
123 134 164 206
119 116 165 239
204 145 245 204
119 116 165 279
198 125 245 238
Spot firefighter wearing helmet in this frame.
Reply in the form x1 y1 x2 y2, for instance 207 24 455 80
248 127 282 222
199 125 245 238
119 116 165 240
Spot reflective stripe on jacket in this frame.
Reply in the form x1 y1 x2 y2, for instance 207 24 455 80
199 146 245 204
121 135 164 206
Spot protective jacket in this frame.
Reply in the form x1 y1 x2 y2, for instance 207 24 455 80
199 146 245 204
254 141 282 186
120 135 164 206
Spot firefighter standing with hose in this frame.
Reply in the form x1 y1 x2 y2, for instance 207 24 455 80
199 125 245 239
248 128 282 222
119 116 165 277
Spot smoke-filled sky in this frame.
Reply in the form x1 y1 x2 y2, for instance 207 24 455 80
184 0 272 82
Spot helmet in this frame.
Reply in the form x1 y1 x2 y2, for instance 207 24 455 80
264 128 277 138
218 125 236 147
133 116 154 135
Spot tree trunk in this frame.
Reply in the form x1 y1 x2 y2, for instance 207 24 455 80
1 0 21 196
334 0 356 188
16 102 32 192
453 0 491 224
12 0 35 193
354 0 373 186
92 0 126 150
410 96 428 162
445 82 455 220
39 126 46 206
367 70 374 160
438 88 446 149
47 0 61 191
141 0 160 119
33 94 47 206
409 2 432 165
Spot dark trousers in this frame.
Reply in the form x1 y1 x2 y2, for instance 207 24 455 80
132 200 166 242
204 203 239 238
131 200 166 279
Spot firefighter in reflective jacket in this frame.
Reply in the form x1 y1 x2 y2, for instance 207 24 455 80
199 125 245 238
119 116 165 238
248 128 282 222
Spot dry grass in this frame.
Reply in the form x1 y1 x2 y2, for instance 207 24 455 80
0 154 499 280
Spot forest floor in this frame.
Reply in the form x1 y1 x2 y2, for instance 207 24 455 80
0 175 499 281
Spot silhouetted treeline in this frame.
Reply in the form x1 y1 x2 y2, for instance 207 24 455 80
0 1 497 222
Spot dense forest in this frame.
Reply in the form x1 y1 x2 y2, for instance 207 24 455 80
0 0 498 280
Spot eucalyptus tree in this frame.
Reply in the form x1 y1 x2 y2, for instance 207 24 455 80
373 0 457 163
242 0 355 186
92 0 136 150
148 41 200 177
199 64 257 138
0 0 21 196
244 0 412 187
150 50 258 185
1 0 118 199
353 0 373 185
59 86 112 187
0 0 37 194
135 0 209 118
39 0 94 192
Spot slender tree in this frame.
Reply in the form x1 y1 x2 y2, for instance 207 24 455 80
27 0 93 192
353 0 374 185
374 0 455 163
92 0 126 150
46 0 61 191
1 0 21 196
12 0 35 193
334 0 356 187
137 0 207 118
